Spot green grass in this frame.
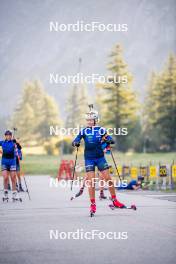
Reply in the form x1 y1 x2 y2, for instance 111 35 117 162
20 155 61 176
18 152 176 176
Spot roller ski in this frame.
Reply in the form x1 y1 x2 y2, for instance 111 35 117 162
109 199 137 210
99 190 107 200
12 197 22 202
12 191 22 202
70 186 84 201
2 197 9 202
2 190 9 202
90 203 96 217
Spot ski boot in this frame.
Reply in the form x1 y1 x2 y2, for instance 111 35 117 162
90 203 96 217
12 191 22 202
99 190 107 200
2 190 9 202
112 198 125 208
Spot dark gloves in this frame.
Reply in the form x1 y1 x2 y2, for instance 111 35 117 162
104 139 115 145
72 142 80 147
13 139 22 149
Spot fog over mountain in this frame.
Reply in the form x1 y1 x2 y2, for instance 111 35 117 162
0 0 176 118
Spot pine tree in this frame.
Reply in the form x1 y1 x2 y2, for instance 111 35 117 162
144 54 176 151
38 94 62 142
11 80 61 145
96 44 139 151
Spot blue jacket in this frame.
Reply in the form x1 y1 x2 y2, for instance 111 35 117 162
72 126 113 159
0 140 16 159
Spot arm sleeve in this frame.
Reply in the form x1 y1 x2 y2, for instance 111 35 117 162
0 141 3 146
72 129 84 144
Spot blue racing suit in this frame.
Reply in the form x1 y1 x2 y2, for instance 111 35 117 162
0 140 17 171
72 126 114 172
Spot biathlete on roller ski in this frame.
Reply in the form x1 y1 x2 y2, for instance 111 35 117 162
72 108 134 217
0 130 22 202
70 142 111 201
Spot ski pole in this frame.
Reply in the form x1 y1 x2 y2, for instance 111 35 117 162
22 173 31 200
71 146 79 191
13 127 17 139
109 147 122 182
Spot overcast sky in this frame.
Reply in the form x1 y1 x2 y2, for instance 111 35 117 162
0 0 175 117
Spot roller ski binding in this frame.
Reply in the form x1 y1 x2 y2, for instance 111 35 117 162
112 198 125 208
90 203 96 217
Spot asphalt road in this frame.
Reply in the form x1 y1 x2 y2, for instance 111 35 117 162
0 176 176 264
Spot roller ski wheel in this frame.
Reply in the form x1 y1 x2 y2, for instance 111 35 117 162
12 198 22 202
130 204 137 210
90 211 95 217
2 197 9 202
